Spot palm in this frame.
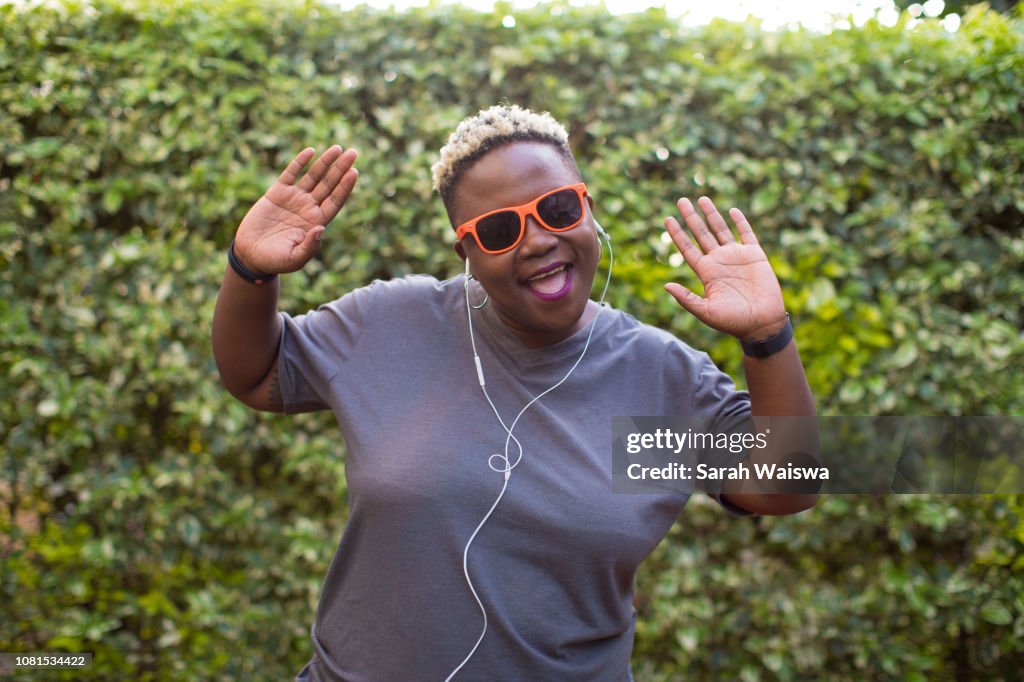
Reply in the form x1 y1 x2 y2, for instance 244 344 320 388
240 186 331 272
664 197 787 341
234 146 358 275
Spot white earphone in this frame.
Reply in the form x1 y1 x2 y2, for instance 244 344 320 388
446 219 613 680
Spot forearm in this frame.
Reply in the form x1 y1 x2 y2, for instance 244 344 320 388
744 340 815 417
723 338 819 514
211 265 282 403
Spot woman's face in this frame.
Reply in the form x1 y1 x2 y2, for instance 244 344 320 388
451 141 600 349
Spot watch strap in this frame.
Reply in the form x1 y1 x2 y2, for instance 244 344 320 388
228 239 277 285
741 314 793 358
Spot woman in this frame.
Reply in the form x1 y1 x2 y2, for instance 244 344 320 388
212 105 816 681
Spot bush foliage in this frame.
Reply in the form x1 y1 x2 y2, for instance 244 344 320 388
2 0 1022 679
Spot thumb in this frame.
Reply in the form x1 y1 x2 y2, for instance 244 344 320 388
664 283 710 323
293 226 326 265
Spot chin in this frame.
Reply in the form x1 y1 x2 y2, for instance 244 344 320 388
528 293 593 334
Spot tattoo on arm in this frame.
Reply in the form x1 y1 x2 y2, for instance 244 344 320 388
268 365 283 410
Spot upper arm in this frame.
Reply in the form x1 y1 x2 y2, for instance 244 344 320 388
233 276 432 415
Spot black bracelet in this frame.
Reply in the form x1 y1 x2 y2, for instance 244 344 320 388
228 239 276 285
740 314 793 358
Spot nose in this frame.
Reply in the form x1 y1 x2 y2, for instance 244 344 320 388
518 213 558 257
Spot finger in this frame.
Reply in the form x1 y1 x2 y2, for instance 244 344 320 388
293 224 326 264
664 216 704 272
298 145 344 192
277 148 316 186
729 207 759 246
697 196 736 246
321 168 359 225
311 148 358 203
664 283 710 322
677 197 718 253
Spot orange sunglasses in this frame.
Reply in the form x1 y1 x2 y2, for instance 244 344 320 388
455 183 589 255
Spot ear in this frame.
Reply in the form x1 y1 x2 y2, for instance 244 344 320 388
586 193 599 233
454 240 467 261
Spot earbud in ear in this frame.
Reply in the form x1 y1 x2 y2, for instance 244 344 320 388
593 219 610 254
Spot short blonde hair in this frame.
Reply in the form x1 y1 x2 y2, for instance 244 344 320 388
432 104 578 213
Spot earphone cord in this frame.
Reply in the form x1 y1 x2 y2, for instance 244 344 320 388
444 231 613 681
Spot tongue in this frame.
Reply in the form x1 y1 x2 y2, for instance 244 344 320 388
528 267 568 295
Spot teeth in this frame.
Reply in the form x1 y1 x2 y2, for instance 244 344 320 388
528 264 567 281
526 264 569 295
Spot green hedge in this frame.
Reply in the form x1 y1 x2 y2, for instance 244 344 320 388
2 0 1022 679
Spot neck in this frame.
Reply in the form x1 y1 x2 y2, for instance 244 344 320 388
496 300 598 349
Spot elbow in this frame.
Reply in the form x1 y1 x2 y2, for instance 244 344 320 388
723 491 819 516
776 492 819 515
214 365 285 414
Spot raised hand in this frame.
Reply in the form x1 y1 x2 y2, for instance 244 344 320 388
234 146 359 276
664 197 788 342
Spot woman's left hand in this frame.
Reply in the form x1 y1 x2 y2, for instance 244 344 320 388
663 196 788 342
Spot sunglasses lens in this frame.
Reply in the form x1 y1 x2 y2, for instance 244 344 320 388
476 211 522 252
537 189 583 230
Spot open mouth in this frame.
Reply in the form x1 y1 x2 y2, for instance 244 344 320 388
525 263 573 301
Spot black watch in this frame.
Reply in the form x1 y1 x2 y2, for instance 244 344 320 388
740 314 793 358
228 239 277 285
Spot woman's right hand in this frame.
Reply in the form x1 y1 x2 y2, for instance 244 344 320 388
233 146 359 275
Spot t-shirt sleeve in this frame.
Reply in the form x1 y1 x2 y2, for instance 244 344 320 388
276 280 383 414
689 352 756 517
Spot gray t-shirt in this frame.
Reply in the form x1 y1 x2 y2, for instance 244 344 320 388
280 275 750 682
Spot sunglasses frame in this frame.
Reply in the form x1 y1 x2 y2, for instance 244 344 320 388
455 183 589 255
